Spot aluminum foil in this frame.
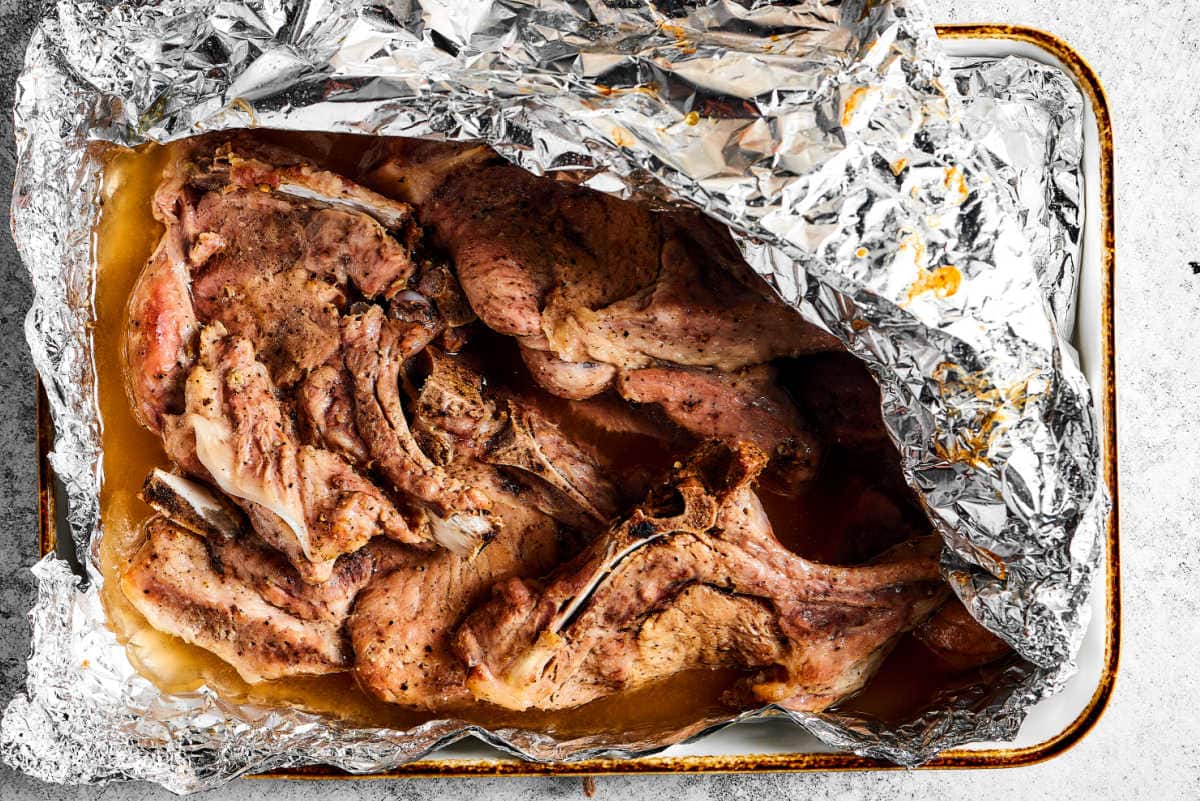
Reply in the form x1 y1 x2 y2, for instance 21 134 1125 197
952 55 1085 336
2 0 1107 791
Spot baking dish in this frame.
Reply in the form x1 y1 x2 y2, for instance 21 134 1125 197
32 23 1118 777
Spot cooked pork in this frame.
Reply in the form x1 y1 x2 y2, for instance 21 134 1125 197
520 346 617 401
296 362 371 465
407 348 620 527
349 464 574 710
137 468 387 629
412 259 477 329
366 139 500 206
486 403 620 526
541 215 841 376
124 165 199 435
121 517 351 683
197 262 345 389
133 136 421 390
139 467 244 541
617 364 820 487
454 442 945 712
406 347 506 466
364 140 839 497
382 146 839 403
341 304 496 555
167 323 421 582
119 134 969 725
915 599 1013 671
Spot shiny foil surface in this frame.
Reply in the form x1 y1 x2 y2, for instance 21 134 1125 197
1 0 1107 791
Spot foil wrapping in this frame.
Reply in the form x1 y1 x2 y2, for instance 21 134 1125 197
2 0 1106 791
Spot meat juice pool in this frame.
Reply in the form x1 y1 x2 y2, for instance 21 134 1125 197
92 134 991 736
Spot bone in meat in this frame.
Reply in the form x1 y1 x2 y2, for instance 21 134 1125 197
168 323 423 582
341 305 497 556
454 442 946 711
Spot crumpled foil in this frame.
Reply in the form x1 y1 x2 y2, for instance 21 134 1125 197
2 0 1107 791
952 55 1084 336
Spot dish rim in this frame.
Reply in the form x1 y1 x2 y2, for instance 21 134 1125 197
32 22 1119 779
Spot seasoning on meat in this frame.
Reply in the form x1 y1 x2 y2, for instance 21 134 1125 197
118 134 971 723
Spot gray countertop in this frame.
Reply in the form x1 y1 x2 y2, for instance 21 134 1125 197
3 0 1198 797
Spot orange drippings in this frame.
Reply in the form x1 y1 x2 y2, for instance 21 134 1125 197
905 264 962 302
660 23 697 55
841 86 871 128
929 363 1043 469
610 126 635 148
942 165 969 204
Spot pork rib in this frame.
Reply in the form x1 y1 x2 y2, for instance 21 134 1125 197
406 348 620 528
454 442 946 712
341 304 497 555
296 361 371 465
139 469 395 627
131 136 421 391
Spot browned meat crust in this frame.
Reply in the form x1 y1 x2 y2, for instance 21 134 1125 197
166 324 423 582
348 465 572 710
454 442 946 712
340 304 497 555
121 517 352 683
296 362 371 465
617 364 821 487
123 154 200 435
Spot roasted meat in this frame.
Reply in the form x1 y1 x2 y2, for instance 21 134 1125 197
540 214 841 377
915 599 1013 671
520 346 617 401
166 323 421 582
485 403 620 527
380 146 840 401
366 139 500 206
617 364 820 487
454 442 946 712
349 464 575 711
118 134 966 724
142 469 378 626
121 517 351 683
296 362 371 465
364 140 839 494
139 467 245 541
406 348 620 527
124 158 200 435
340 304 497 555
128 136 422 393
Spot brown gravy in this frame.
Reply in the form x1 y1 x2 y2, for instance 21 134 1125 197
92 132 996 737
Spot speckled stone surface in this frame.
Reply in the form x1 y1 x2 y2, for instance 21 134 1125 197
3 0 1199 797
